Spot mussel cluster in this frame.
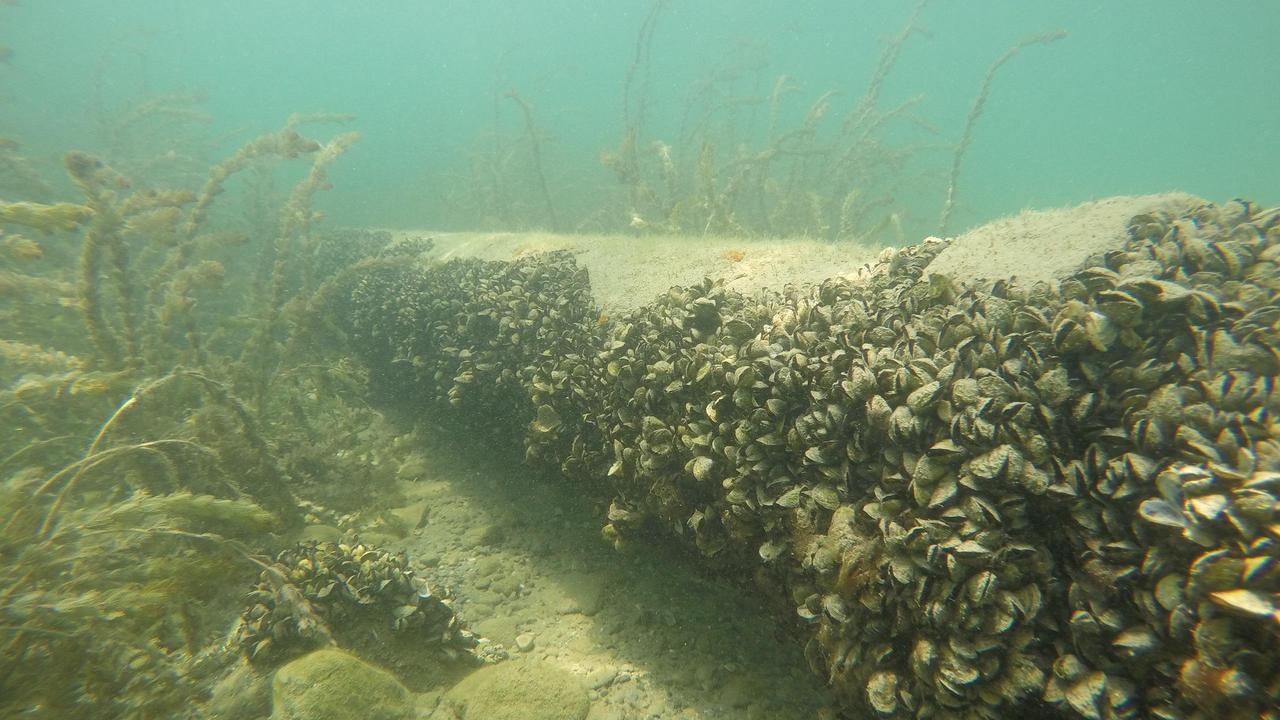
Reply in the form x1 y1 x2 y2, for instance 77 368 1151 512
233 539 476 666
343 250 597 434
341 200 1279 719
310 227 393 280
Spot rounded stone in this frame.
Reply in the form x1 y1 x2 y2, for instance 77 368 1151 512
515 632 536 652
443 660 589 720
271 649 412 720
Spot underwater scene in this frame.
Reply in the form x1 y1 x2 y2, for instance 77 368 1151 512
2 1 1279 719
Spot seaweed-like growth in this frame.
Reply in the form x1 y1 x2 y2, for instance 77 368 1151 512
157 260 224 367
1 115 362 517
622 0 669 141
40 121 357 379
504 90 559 231
0 197 92 379
0 231 42 260
0 341 82 376
275 131 361 296
92 93 213 183
0 201 93 234
309 227 393 281
64 152 133 369
196 131 317 228
606 1 935 241
0 369 301 709
243 131 361 411
0 481 277 719
282 234 429 365
436 84 576 233
0 107 376 717
284 111 358 131
29 369 298 540
0 269 73 298
589 1 1067 243
937 30 1067 235
122 127 321 367
600 127 652 228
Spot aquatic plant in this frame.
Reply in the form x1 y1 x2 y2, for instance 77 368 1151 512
425 1 1067 243
603 1 943 241
0 107 386 717
938 31 1067 236
504 90 560 232
93 93 215 189
0 200 93 233
1 451 279 717
435 86 569 233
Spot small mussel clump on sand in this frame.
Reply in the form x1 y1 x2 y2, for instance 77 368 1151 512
340 200 1280 719
232 539 477 667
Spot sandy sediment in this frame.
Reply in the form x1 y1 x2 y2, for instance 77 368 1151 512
925 192 1205 287
388 191 1206 312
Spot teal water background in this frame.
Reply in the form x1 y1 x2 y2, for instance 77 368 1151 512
4 0 1278 235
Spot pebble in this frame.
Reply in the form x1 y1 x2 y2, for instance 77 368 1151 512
588 668 617 690
515 632 536 652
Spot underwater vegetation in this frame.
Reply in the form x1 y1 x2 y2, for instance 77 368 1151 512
2 4 1277 719
440 0 1064 243
0 100 451 716
345 199 1280 719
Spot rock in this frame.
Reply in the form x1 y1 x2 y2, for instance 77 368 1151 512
473 614 522 645
557 572 606 616
515 632 536 652
491 573 522 597
610 683 648 710
475 555 507 578
298 524 343 544
587 667 617 690
443 660 589 720
388 500 428 533
463 522 505 547
270 649 413 720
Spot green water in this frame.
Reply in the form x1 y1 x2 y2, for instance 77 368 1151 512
4 3 1280 719
5 0 1277 237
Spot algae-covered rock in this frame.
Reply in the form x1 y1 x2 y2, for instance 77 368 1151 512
271 649 412 720
443 660 588 720
298 523 343 544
